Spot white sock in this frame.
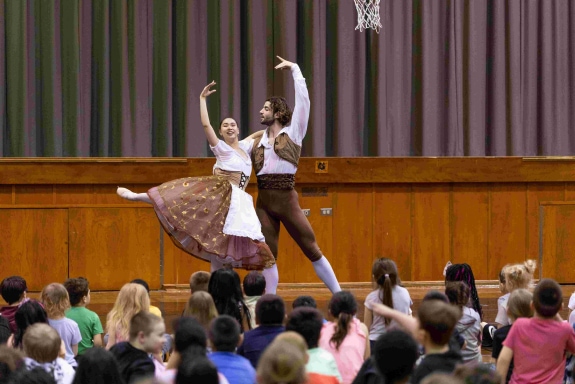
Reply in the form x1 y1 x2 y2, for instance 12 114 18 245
210 256 225 272
262 264 279 294
117 187 152 204
312 256 341 293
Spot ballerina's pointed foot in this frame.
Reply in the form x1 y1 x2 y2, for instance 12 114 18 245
117 187 139 201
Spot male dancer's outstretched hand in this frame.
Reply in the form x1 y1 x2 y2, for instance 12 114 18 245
275 56 295 70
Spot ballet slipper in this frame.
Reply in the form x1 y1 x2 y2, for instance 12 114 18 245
116 187 139 201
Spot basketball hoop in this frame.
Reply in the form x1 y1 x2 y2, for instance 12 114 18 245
354 0 382 33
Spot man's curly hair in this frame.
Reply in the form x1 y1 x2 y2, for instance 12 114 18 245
266 97 292 126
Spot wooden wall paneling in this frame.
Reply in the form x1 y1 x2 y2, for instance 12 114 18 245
275 185 334 284
565 183 575 200
411 185 451 281
162 234 212 287
0 209 68 291
68 208 161 290
488 184 527 277
54 185 95 205
332 184 373 283
451 184 490 280
0 186 12 204
372 184 412 281
525 183 565 262
540 203 575 283
14 185 54 205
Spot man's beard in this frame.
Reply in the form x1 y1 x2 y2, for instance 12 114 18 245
260 117 273 126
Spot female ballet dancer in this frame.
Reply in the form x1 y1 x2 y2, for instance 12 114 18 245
117 82 276 288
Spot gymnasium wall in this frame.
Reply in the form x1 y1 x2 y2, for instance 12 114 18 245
1 157 574 290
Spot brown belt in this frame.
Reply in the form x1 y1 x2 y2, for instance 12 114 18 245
257 174 295 190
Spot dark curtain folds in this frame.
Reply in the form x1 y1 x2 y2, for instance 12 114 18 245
1 0 574 157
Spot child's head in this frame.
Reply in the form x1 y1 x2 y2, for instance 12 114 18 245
372 329 419 384
372 258 401 287
422 290 449 303
0 276 27 305
130 279 151 295
498 265 510 294
453 363 501 384
63 277 90 307
243 271 266 297
273 331 308 356
173 316 207 354
129 312 166 354
445 263 482 319
13 300 48 348
209 315 241 352
256 339 307 384
533 278 563 319
40 283 70 318
255 294 285 326
507 288 533 321
175 355 218 384
106 283 150 339
182 291 218 331
0 345 24 379
285 307 323 349
72 347 124 384
503 260 537 292
445 281 470 308
292 295 318 309
189 271 211 294
328 291 357 350
417 300 461 347
208 269 249 328
23 323 61 363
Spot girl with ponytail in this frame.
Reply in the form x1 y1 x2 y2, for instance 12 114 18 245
363 258 412 352
319 291 369 384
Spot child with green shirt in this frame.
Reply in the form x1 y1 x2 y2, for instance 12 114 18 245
64 277 103 355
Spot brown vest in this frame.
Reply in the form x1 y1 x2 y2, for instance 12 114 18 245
251 131 302 174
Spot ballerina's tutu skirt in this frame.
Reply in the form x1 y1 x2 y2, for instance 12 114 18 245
147 176 274 270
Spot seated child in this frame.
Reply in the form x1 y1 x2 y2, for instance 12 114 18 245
63 277 103 355
208 315 256 384
496 278 575 383
256 338 307 384
445 281 481 364
22 323 75 384
110 311 166 384
41 283 82 368
491 289 533 384
0 276 29 334
189 271 211 294
242 271 266 330
238 294 285 368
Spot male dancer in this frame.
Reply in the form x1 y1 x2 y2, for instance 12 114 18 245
252 56 341 294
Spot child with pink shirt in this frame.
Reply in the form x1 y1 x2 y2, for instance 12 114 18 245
496 278 575 384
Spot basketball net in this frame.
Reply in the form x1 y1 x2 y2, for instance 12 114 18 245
354 0 382 33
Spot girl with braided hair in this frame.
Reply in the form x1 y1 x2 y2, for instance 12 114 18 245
363 258 412 352
319 291 369 384
444 263 483 321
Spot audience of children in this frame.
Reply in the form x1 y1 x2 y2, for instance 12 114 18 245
3 258 575 384
445 281 482 364
363 258 412 352
242 271 266 330
319 291 369 384
63 277 103 355
238 294 286 368
40 283 82 369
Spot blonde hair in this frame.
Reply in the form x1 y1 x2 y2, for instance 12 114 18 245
40 283 70 318
257 339 307 384
273 332 308 355
507 288 533 321
182 291 218 331
106 283 150 342
23 323 61 363
504 260 537 291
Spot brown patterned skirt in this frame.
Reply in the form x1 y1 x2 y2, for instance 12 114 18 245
147 176 274 270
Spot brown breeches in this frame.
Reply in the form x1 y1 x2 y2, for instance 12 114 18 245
255 188 323 262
